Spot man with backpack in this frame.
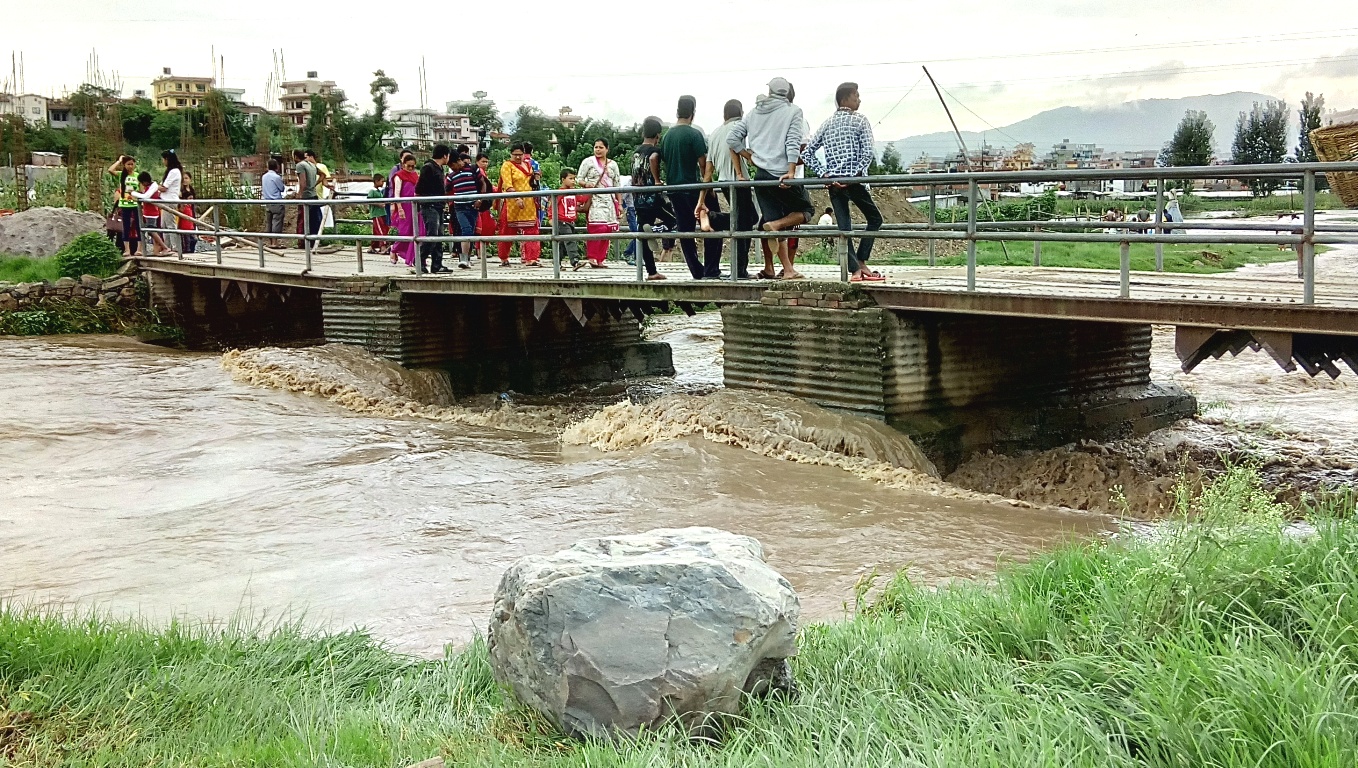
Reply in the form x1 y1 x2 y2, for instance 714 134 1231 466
629 116 674 281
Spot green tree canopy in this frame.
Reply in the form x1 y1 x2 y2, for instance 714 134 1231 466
1232 100 1289 196
879 144 904 175
1160 110 1216 168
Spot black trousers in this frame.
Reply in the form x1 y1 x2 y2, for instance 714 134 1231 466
828 182 883 273
668 189 723 279
420 205 444 272
304 203 324 241
633 199 677 277
704 186 756 278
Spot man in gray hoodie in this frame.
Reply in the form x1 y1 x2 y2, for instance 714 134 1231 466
727 77 813 279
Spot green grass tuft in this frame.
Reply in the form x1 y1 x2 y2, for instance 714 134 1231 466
2 467 1356 765
0 254 63 284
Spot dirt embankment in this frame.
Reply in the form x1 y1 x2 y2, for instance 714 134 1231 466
0 207 105 258
806 187 964 258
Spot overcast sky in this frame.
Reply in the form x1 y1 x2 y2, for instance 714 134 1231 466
7 0 1357 148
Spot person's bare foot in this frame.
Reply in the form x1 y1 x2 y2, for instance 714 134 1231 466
699 209 713 232
646 272 667 280
781 271 805 280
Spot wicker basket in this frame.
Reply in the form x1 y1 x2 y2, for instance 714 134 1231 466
1310 121 1358 207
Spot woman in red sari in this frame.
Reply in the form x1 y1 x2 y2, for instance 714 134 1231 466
496 144 542 266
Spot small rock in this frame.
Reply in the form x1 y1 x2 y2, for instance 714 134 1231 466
80 275 101 289
488 527 800 740
0 293 16 311
102 276 131 290
54 277 76 288
402 759 444 768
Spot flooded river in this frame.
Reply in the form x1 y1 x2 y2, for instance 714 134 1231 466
2 254 1354 654
0 325 1100 655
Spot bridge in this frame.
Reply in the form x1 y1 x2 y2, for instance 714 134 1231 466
134 163 1358 467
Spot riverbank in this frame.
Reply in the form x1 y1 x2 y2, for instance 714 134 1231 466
2 468 1352 766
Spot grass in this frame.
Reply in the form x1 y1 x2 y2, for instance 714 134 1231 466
2 468 1357 766
797 241 1300 273
0 254 62 284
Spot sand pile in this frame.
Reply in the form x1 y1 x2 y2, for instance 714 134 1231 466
0 207 106 259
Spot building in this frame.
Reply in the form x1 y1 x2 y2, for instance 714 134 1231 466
0 93 49 127
152 68 215 110
391 108 482 149
45 99 86 131
1044 139 1102 170
220 88 247 104
280 71 339 127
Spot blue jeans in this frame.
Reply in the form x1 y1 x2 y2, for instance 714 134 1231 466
623 205 639 258
452 205 478 260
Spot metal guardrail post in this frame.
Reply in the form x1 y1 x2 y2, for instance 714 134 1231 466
550 193 561 279
838 234 850 282
1303 169 1316 304
1154 182 1164 272
412 208 423 276
212 206 222 265
966 179 978 291
728 183 738 282
927 186 936 266
1119 241 1131 298
303 203 313 270
257 239 265 268
356 242 364 274
1033 228 1041 266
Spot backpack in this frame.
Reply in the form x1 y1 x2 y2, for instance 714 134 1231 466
631 147 661 208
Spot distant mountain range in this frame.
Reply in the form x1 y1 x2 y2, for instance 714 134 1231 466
886 92 1282 161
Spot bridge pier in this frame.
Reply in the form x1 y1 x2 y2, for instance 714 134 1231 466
148 271 324 348
321 278 673 394
722 285 1195 469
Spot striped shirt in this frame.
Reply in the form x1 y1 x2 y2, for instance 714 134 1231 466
446 168 478 205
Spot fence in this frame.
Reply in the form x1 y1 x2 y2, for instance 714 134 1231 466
137 161 1358 305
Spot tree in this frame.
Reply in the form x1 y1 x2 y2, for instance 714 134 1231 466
1232 100 1289 196
120 98 158 145
1296 92 1325 163
879 144 904 175
369 70 398 125
1160 110 1216 168
507 105 557 152
457 95 503 144
149 110 185 150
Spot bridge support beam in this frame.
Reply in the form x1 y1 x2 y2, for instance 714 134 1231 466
147 271 324 348
321 278 673 394
723 285 1195 470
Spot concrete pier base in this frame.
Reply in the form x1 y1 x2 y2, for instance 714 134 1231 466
148 272 323 348
322 278 673 395
723 285 1195 469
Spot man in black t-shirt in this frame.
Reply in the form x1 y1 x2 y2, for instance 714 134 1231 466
629 117 675 281
416 144 451 273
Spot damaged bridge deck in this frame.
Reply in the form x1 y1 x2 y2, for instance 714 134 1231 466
134 248 1358 377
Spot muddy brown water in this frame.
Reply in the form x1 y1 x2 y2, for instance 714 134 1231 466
3 262 1355 655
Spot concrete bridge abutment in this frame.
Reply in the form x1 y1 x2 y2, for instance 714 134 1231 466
722 283 1195 470
321 278 674 394
148 271 324 348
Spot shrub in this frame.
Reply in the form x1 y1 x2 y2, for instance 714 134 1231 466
53 232 122 279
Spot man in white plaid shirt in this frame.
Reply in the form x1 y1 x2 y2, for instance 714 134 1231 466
802 82 886 282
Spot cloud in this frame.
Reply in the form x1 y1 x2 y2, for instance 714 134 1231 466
1267 48 1358 98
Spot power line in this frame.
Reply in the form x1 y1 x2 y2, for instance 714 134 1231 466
873 75 924 127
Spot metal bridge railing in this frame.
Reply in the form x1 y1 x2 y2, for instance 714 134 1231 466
136 161 1358 305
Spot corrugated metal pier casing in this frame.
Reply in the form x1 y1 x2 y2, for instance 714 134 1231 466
883 312 1152 421
321 292 453 367
321 290 672 393
721 304 886 421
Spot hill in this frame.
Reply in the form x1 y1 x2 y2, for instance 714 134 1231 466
888 92 1282 161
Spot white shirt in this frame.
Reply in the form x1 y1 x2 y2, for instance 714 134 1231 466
159 167 182 201
707 119 741 182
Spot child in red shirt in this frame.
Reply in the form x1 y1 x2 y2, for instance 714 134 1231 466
135 171 171 255
557 169 586 270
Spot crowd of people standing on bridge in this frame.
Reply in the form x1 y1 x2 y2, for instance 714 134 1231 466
260 79 885 282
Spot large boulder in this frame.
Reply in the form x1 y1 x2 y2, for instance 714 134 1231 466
0 207 106 259
488 527 799 739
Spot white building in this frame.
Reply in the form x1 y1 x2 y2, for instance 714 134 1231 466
391 108 481 149
0 93 50 127
280 71 339 127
